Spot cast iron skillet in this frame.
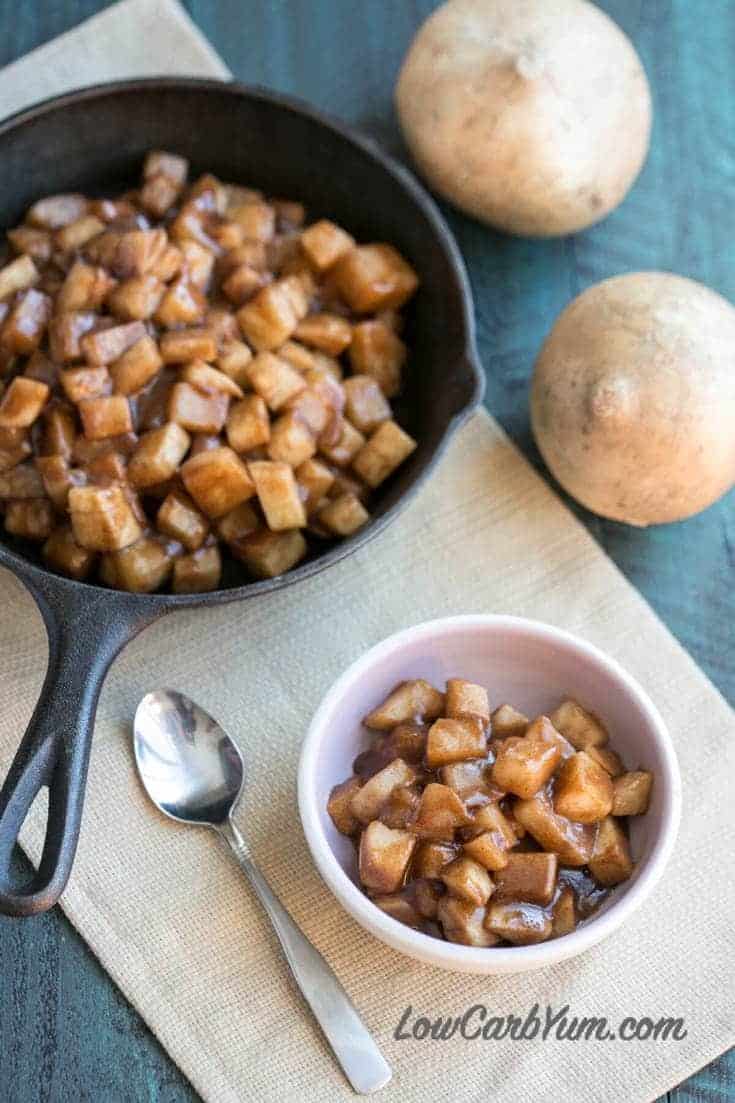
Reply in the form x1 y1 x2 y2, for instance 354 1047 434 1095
0 78 483 916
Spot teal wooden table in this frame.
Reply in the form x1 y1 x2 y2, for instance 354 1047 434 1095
0 2 732 1100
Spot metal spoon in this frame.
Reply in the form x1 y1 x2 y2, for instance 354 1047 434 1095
133 689 391 1095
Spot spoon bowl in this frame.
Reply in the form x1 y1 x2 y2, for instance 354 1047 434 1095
134 690 244 827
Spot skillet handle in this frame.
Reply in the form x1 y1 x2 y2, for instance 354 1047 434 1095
453 347 485 417
0 573 156 916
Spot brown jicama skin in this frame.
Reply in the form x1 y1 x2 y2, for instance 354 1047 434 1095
531 272 735 526
395 0 652 237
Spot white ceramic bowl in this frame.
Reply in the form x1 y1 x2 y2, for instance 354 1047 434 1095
298 616 681 974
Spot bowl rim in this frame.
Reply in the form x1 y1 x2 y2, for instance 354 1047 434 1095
0 76 484 609
298 614 683 972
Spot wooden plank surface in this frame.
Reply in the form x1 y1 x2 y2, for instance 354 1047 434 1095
0 1 732 1100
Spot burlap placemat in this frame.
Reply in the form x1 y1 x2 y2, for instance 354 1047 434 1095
0 3 732 1101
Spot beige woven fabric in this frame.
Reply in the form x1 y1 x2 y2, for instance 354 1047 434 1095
0 4 733 1102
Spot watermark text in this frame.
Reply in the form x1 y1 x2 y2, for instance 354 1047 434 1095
394 1004 688 1043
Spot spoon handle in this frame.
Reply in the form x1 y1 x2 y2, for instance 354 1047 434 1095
218 817 392 1095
